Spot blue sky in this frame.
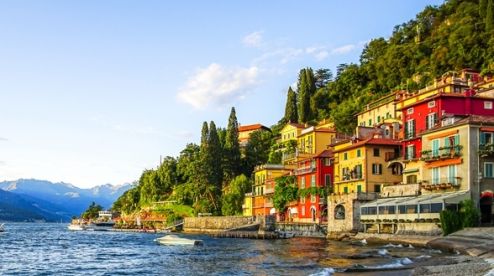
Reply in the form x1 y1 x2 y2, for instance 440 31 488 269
0 0 443 188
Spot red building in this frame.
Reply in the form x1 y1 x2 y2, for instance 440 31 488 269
286 150 333 223
399 89 494 160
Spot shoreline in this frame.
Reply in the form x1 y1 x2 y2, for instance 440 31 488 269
344 229 494 276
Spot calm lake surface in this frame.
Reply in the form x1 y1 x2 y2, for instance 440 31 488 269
0 223 451 275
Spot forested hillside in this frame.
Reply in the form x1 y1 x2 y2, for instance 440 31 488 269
113 0 494 219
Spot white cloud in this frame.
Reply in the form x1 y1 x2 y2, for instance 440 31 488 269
0 137 8 141
331 44 356 55
177 63 259 109
242 31 263 48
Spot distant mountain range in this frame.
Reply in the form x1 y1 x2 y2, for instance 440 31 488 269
0 179 132 222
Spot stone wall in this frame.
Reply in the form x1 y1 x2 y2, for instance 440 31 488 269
381 183 420 197
327 192 377 234
183 216 254 233
275 223 326 238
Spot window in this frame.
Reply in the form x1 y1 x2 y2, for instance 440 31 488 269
343 187 348 194
407 108 414 114
406 145 415 160
343 153 348 160
311 175 316 187
432 139 440 157
372 163 382 175
335 205 345 219
426 113 438 129
406 174 417 184
301 206 305 216
324 158 331 166
484 162 494 178
480 132 493 145
368 119 372 126
432 167 440 184
311 194 317 203
431 203 443 213
377 115 381 123
357 149 361 157
485 101 493 110
300 196 306 204
354 164 363 179
448 165 457 185
374 184 381 193
373 148 380 157
301 177 306 188
428 101 436 108
378 206 395 214
405 120 415 138
325 174 331 186
357 185 362 192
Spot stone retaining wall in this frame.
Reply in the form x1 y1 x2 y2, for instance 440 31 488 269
183 216 254 233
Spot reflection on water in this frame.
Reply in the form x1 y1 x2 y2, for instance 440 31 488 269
0 223 450 275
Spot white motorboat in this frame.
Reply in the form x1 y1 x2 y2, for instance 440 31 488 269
67 224 86 231
0 223 4 232
155 235 203 246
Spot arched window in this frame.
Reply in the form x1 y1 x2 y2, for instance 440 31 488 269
335 204 345 220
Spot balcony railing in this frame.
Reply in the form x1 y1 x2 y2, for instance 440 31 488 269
420 145 462 162
264 187 275 194
422 177 462 190
479 143 494 157
294 166 316 175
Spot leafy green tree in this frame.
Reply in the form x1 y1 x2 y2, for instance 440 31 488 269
314 68 332 89
273 176 298 212
283 87 298 123
480 0 488 18
224 107 241 183
221 174 251 215
242 130 273 177
487 0 494 31
82 202 103 220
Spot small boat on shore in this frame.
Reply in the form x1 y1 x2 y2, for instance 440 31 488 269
68 224 86 231
155 235 202 246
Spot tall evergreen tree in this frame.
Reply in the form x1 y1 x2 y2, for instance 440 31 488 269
481 0 488 18
200 121 209 147
224 107 241 183
487 0 494 31
284 87 298 123
297 68 312 123
207 121 223 212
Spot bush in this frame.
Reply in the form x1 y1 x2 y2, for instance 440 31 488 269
440 199 480 235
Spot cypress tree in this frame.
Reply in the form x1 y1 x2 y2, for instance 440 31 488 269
298 68 312 123
284 87 298 123
224 107 241 183
487 0 494 31
481 0 488 18
208 121 223 203
200 121 209 147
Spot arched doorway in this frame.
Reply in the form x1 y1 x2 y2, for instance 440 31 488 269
311 207 317 222
480 190 493 224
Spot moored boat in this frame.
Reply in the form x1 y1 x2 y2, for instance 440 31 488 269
155 235 203 246
67 224 86 231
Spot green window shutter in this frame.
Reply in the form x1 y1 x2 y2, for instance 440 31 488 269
481 132 486 145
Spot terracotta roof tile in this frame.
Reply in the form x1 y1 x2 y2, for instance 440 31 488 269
238 124 270 132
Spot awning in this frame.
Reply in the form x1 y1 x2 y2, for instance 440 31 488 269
403 168 419 174
361 191 470 208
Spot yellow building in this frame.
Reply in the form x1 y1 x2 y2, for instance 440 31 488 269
242 194 253 216
250 164 289 216
238 124 270 147
333 138 402 194
357 91 403 127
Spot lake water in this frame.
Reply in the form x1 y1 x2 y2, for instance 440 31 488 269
0 223 451 275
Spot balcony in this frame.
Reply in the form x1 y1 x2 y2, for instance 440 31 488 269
264 187 275 195
294 165 316 175
421 177 462 190
420 145 462 162
479 143 494 157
